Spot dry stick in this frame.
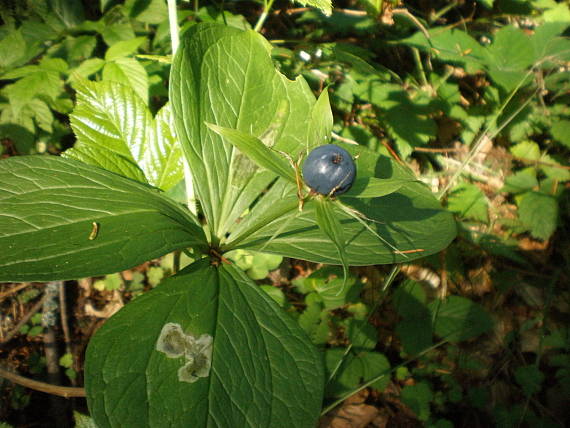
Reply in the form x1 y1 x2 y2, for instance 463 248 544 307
392 8 431 40
0 282 32 301
0 367 85 398
58 283 76 387
43 281 67 427
0 293 48 345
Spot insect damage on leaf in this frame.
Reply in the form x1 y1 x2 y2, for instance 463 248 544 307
156 322 213 383
88 222 99 240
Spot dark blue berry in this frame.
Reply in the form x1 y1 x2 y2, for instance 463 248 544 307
302 144 356 196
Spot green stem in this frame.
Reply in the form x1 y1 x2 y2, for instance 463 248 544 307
167 0 197 215
437 68 537 200
412 47 429 88
430 1 458 23
322 338 449 416
167 0 179 53
326 265 401 385
254 0 276 32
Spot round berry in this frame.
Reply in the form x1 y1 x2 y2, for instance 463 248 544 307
302 144 356 196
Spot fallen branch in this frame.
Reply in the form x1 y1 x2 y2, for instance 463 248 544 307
0 366 86 398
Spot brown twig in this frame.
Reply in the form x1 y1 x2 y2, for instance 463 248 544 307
0 282 32 301
0 367 85 398
1 293 48 345
392 8 431 40
414 147 464 153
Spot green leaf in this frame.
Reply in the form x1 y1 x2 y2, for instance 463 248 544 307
206 124 296 183
105 37 146 61
127 0 168 24
354 83 437 158
550 119 570 149
399 28 489 73
85 259 324 427
74 411 98 428
393 280 432 355
66 80 183 191
325 349 390 396
315 198 349 286
510 141 541 160
475 0 494 9
401 382 433 421
299 295 330 345
307 89 333 149
447 183 489 223
342 177 413 198
102 57 148 102
518 191 558 240
514 365 544 397
487 26 535 72
226 143 456 265
348 320 377 350
501 169 538 194
0 29 27 69
294 0 332 16
171 24 318 238
429 296 493 342
292 266 361 309
70 58 106 80
0 156 206 282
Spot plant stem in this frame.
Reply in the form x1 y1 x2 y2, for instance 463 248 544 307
167 0 179 54
437 68 537 200
167 0 197 215
254 0 276 32
0 366 85 398
326 265 401 385
321 338 449 416
412 47 429 89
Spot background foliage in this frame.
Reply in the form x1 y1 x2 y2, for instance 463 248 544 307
0 0 568 427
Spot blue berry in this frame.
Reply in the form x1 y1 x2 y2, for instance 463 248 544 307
302 144 356 196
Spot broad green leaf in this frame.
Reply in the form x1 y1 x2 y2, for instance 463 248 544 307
510 140 541 160
74 411 98 428
70 58 105 80
0 29 26 69
401 382 433 421
518 191 558 240
475 0 494 8
429 296 493 342
550 119 570 148
0 156 206 282
486 26 535 72
104 37 146 61
102 57 148 102
3 58 67 116
66 80 183 191
447 182 489 223
315 198 349 286
50 0 85 28
393 280 432 355
398 28 490 73
127 0 168 24
206 124 296 183
170 24 318 238
307 89 333 150
86 259 324 428
325 349 390 397
501 168 538 194
515 365 544 397
354 83 437 158
226 143 456 265
294 0 332 16
343 177 413 198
